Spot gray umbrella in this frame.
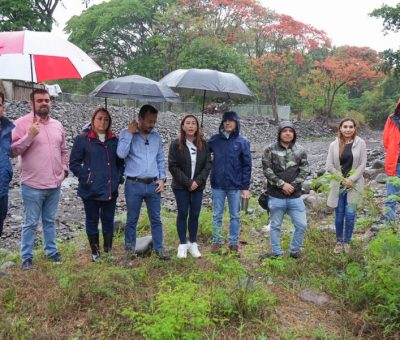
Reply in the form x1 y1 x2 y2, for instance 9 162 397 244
90 74 180 107
159 68 253 125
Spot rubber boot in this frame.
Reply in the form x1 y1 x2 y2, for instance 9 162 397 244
103 232 113 253
87 232 100 262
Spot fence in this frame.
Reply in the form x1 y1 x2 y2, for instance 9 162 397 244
58 93 290 119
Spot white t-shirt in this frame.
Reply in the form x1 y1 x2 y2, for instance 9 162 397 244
185 139 197 179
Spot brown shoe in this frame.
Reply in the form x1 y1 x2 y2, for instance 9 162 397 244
228 244 239 252
211 243 223 254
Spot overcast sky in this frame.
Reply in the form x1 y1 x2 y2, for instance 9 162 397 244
53 0 400 52
261 0 400 52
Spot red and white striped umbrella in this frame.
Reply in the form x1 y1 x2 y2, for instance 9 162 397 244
0 30 101 83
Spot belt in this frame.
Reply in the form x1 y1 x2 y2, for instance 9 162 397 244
127 176 157 184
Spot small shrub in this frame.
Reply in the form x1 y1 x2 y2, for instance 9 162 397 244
344 230 400 334
123 275 212 339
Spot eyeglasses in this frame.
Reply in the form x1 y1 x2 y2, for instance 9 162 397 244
145 140 149 145
190 147 196 155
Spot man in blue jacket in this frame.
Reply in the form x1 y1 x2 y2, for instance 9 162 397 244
0 92 15 276
208 111 252 254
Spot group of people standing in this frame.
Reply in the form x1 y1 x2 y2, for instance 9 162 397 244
0 89 399 274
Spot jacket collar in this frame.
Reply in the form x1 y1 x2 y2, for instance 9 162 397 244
87 129 115 140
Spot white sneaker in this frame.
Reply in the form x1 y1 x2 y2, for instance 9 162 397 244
187 242 202 258
177 244 187 258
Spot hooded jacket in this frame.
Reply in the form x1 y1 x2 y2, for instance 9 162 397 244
0 116 15 197
382 101 400 176
262 121 309 199
69 129 124 201
208 111 252 190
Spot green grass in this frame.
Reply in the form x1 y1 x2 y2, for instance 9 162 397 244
0 191 398 338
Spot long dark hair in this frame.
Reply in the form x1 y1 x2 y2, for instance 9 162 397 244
178 114 204 151
338 117 357 157
91 107 112 134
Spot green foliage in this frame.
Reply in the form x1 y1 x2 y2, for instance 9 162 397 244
178 36 257 94
122 274 212 339
2 286 17 312
0 0 59 32
370 4 400 75
344 230 400 334
358 88 393 128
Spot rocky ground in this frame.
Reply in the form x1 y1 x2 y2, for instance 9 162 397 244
0 100 387 250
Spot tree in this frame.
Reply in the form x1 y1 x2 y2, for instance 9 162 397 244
0 0 60 31
252 52 304 121
249 13 331 121
65 0 175 76
301 55 382 122
370 4 400 74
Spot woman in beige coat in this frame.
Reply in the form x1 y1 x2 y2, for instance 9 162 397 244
326 118 367 253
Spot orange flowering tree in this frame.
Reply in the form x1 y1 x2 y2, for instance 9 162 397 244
301 54 383 121
249 13 331 121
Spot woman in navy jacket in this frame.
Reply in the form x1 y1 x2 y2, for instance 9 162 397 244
168 115 211 258
70 108 124 261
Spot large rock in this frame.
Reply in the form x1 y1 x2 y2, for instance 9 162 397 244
371 159 384 169
298 289 330 305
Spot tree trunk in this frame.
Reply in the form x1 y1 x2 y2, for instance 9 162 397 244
269 85 279 122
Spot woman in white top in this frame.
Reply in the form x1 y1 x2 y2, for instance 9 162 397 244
168 115 212 258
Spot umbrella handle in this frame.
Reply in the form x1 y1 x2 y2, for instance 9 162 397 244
201 90 206 127
30 54 36 116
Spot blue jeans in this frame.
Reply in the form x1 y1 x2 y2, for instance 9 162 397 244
268 196 307 255
384 163 400 221
20 184 61 261
0 195 8 236
173 189 204 244
124 180 163 252
82 197 117 235
212 188 240 245
335 192 356 243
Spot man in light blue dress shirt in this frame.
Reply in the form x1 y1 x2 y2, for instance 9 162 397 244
117 104 169 261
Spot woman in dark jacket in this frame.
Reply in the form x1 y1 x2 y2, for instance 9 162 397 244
70 108 124 261
168 115 211 258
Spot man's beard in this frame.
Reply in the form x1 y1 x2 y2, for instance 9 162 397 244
36 107 49 117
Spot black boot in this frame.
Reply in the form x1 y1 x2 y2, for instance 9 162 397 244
103 232 113 253
87 233 100 262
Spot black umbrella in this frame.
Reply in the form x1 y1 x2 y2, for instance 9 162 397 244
159 68 253 125
90 74 180 108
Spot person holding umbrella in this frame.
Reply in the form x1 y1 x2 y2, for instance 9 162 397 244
168 115 211 258
69 108 124 261
117 104 170 262
11 89 68 271
0 92 15 276
208 111 252 255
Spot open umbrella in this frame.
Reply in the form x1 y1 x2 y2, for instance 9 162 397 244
91 74 180 102
159 68 253 125
90 74 180 109
0 30 101 83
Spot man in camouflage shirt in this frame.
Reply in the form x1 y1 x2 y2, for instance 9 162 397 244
260 121 309 259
